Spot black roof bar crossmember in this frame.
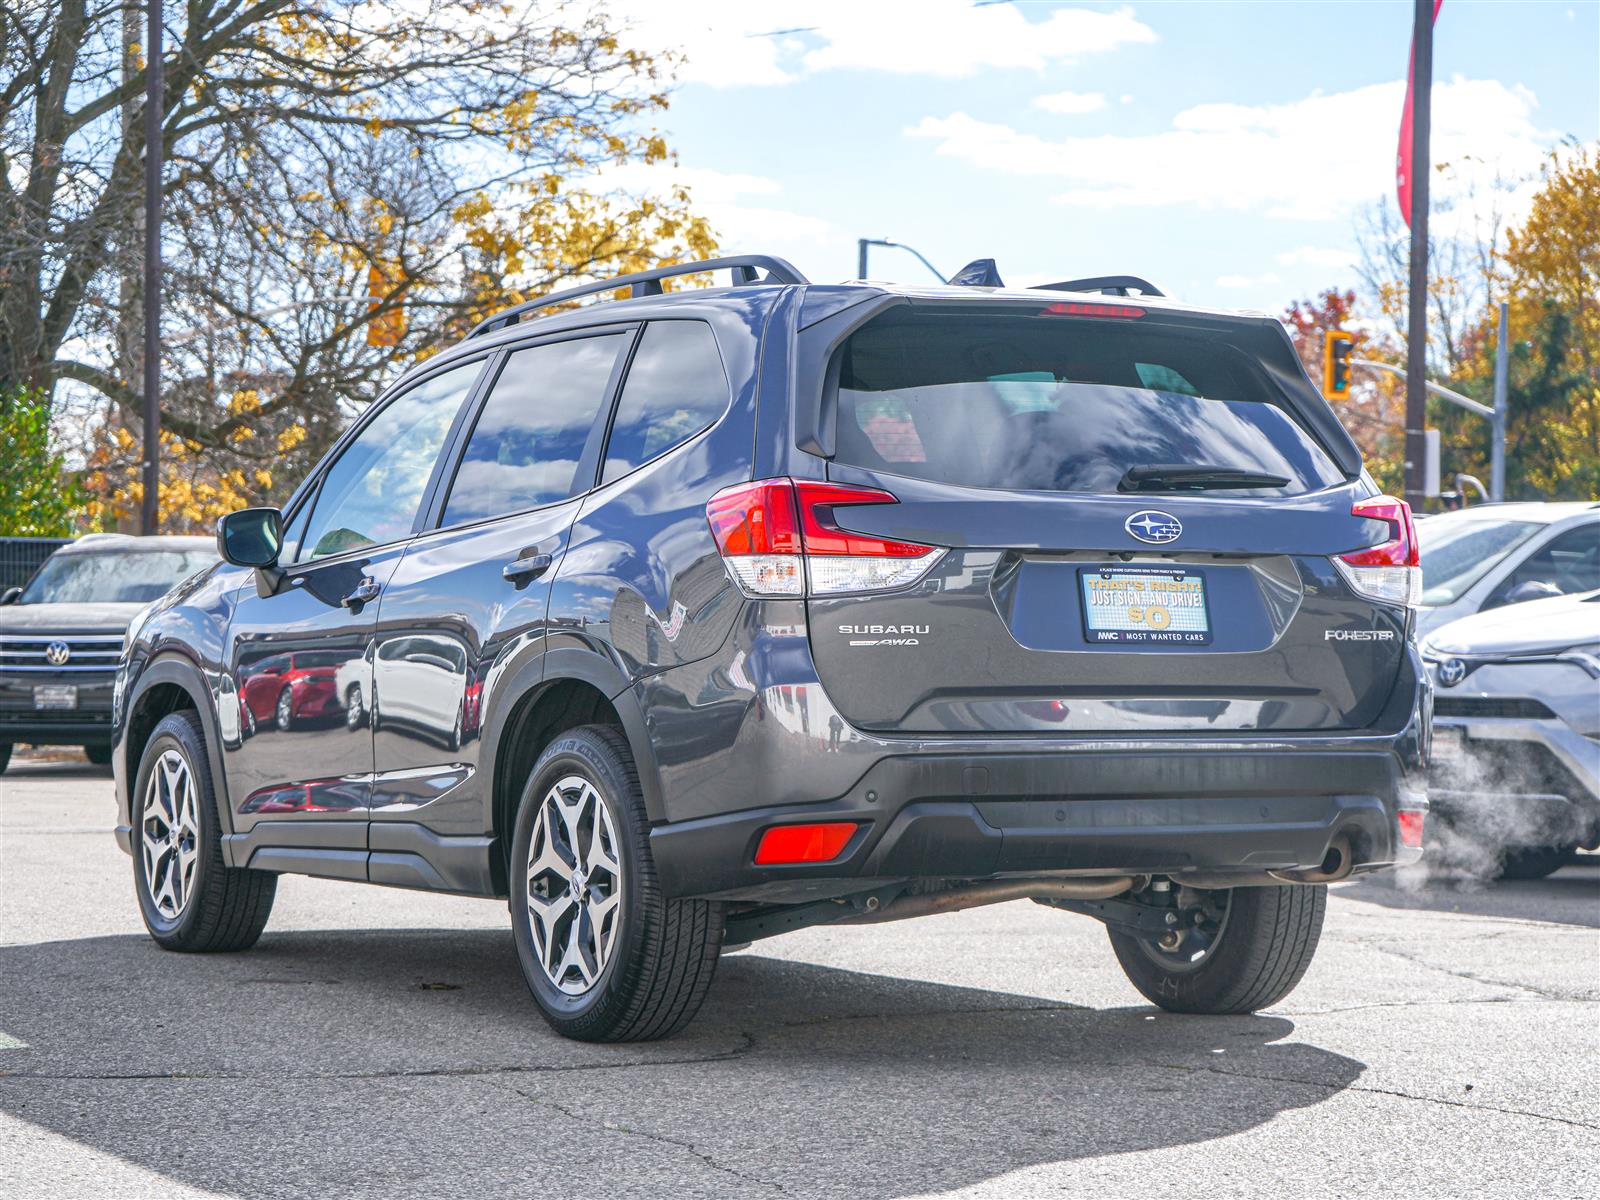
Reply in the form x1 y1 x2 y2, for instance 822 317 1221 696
466 254 810 339
1039 275 1165 298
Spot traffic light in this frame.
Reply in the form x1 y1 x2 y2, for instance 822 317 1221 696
1323 329 1354 398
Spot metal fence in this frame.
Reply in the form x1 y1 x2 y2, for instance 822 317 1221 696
0 537 71 591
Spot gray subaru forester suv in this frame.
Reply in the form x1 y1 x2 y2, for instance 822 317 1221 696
112 256 1430 1041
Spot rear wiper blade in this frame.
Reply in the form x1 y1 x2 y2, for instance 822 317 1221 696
1118 464 1292 493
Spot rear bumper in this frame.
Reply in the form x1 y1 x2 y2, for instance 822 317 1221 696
653 746 1425 900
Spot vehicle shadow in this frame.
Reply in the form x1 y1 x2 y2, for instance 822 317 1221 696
1335 862 1600 929
2 756 112 779
0 929 1366 1198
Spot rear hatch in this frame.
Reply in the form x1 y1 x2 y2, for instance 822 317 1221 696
801 302 1411 734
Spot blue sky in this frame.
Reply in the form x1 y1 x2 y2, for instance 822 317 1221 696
616 1 1599 313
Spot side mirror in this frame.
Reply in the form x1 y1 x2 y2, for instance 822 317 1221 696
1504 579 1563 605
217 507 284 569
0 586 20 605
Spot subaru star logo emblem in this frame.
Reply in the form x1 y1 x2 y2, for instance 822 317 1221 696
1438 658 1468 688
1125 510 1183 545
45 640 71 666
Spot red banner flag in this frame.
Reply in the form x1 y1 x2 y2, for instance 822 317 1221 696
1397 0 1444 226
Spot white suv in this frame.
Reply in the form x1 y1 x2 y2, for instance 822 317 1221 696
1415 502 1600 638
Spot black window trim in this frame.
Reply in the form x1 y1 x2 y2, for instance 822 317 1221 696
420 320 642 536
595 317 733 492
277 350 500 573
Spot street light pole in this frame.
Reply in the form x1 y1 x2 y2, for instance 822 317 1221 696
140 0 163 535
1492 301 1509 502
1402 0 1433 510
856 238 946 283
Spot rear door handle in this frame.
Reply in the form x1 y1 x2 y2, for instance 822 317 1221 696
503 553 553 582
341 578 381 608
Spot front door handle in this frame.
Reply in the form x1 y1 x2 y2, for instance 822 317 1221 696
341 578 381 608
503 553 553 582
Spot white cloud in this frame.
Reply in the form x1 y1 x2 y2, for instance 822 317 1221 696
593 162 834 246
1275 245 1356 269
907 77 1558 221
1033 90 1108 116
1216 272 1279 289
618 2 1155 87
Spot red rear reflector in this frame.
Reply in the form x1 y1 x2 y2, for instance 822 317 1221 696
1398 809 1425 849
1341 496 1419 568
1041 301 1146 319
754 822 859 865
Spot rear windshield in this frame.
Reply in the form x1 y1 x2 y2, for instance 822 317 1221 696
830 311 1343 496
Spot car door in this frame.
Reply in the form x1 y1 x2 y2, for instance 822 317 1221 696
219 359 488 864
1483 521 1600 610
369 328 635 848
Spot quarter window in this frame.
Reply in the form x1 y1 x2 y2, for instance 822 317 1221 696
299 362 482 561
442 333 630 526
602 322 728 485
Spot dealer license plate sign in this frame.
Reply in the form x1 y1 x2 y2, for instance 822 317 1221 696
1080 567 1211 645
34 684 78 710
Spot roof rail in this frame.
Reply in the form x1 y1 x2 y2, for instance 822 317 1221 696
466 254 810 339
1038 275 1165 298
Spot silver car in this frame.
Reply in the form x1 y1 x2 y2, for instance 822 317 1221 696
1415 502 1600 638
1422 589 1600 878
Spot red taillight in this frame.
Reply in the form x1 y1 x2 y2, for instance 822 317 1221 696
1333 495 1421 607
706 478 942 596
1041 301 1146 319
1341 496 1419 568
793 482 930 558
705 480 801 556
1397 809 1425 849
754 821 859 865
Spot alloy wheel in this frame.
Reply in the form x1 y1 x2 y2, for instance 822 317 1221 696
276 689 292 731
346 685 365 730
524 774 623 995
141 748 200 920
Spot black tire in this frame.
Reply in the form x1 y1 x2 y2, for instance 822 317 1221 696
132 710 276 952
275 689 294 732
0 742 11 774
1498 843 1573 881
509 725 722 1042
83 744 112 766
1109 885 1327 1014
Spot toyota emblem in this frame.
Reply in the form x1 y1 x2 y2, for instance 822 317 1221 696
45 640 71 666
1437 658 1467 688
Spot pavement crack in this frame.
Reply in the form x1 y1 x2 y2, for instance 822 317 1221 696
1166 1062 1600 1131
1349 939 1584 1001
494 1069 786 1193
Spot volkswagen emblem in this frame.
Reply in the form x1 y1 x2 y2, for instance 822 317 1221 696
45 640 71 666
1125 510 1183 545
1437 658 1468 688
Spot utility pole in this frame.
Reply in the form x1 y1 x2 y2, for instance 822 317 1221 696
1491 301 1509 502
140 1 163 535
1402 0 1433 509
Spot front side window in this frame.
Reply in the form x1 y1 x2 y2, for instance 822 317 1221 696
299 362 483 561
442 333 631 526
831 311 1343 496
602 321 728 485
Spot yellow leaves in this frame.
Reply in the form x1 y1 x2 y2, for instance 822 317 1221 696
276 425 307 453
228 390 261 417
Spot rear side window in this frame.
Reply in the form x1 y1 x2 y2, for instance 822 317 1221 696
831 311 1343 496
601 321 728 485
442 332 630 526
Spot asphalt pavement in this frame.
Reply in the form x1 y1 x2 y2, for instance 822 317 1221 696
2 754 1597 1199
